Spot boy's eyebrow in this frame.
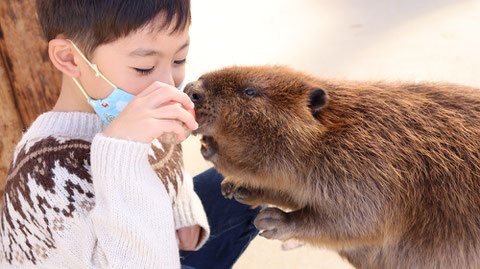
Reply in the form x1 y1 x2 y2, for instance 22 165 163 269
129 40 190 57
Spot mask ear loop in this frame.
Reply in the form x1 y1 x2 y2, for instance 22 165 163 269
71 77 91 100
67 39 118 100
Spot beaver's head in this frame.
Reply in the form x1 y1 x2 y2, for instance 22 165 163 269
184 65 328 174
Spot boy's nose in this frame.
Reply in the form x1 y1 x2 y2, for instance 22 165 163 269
185 82 204 104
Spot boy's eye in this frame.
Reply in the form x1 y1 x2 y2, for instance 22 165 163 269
134 67 155 75
174 58 187 65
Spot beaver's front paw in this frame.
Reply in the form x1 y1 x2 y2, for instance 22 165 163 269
254 207 294 241
221 182 256 204
233 187 255 204
221 181 236 199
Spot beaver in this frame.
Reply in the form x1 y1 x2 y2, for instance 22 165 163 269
184 65 480 269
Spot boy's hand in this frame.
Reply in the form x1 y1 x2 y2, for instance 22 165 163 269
177 225 202 251
103 81 197 143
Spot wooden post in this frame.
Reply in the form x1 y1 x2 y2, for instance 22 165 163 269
0 0 61 198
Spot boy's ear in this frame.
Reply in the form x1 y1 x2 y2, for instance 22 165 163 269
48 39 80 77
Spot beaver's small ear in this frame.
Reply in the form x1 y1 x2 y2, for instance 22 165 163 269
308 88 328 113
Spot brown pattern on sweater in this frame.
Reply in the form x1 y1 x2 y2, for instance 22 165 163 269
1 136 185 266
148 140 184 198
1 136 94 265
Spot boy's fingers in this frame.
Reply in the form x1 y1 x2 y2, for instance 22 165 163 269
136 81 194 110
144 86 194 110
136 81 169 97
152 103 198 130
153 119 189 140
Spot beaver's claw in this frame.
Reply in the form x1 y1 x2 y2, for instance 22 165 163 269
221 182 235 199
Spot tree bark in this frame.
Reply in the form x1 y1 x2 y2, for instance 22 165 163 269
0 50 23 199
0 0 61 127
0 0 61 199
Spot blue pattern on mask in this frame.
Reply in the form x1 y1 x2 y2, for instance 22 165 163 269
88 88 135 124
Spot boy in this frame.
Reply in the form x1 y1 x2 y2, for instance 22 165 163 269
0 0 259 268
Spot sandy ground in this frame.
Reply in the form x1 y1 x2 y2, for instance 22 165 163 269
182 0 480 268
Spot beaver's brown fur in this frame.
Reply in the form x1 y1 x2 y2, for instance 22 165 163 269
185 65 480 269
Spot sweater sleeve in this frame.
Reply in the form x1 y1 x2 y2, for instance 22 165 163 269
171 171 210 250
88 133 180 268
148 139 210 251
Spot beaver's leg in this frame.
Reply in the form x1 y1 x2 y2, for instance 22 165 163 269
253 206 383 245
220 179 264 207
221 180 301 209
339 247 383 269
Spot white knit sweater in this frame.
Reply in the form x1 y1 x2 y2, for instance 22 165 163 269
0 112 210 268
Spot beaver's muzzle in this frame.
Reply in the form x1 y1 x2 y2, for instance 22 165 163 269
185 81 204 105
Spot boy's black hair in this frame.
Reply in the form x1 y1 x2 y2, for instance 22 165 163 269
36 0 191 56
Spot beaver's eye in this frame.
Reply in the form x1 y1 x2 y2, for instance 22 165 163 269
244 87 257 97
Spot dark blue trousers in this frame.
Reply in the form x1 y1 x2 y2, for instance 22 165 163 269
180 168 260 269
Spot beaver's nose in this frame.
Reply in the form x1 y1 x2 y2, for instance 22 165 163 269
185 82 204 104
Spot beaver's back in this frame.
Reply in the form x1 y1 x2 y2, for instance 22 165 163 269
315 81 480 252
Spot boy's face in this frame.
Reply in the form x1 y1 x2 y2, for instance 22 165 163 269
76 15 190 100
